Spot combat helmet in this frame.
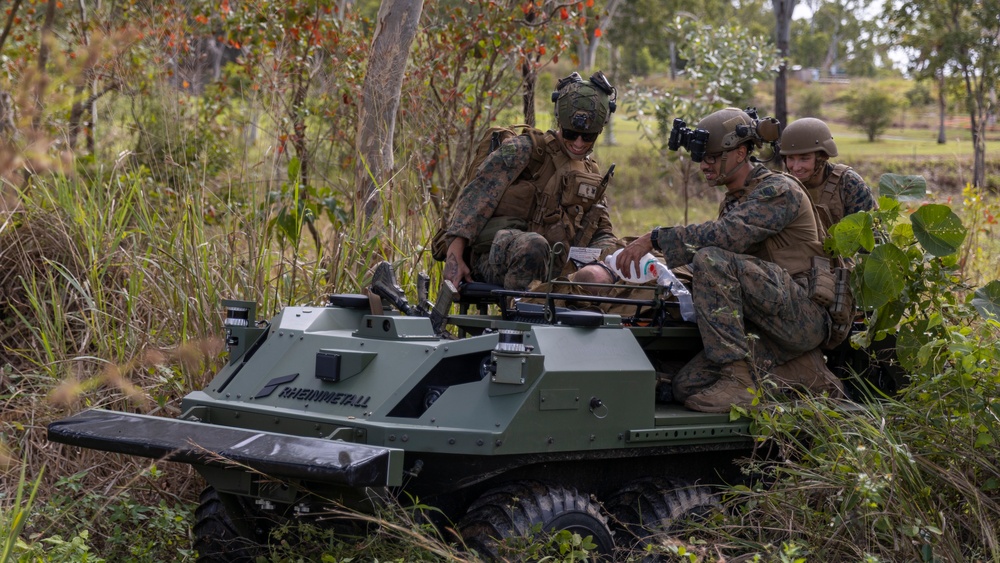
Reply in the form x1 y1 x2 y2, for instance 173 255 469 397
552 71 616 135
779 118 838 157
696 108 759 154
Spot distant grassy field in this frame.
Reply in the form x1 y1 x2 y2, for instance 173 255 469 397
825 122 1000 159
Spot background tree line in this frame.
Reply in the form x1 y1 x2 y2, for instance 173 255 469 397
1 0 997 225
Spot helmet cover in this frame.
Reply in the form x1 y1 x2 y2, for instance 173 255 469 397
779 117 838 157
554 73 612 135
695 108 757 154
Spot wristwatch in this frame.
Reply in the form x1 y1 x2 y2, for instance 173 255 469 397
650 227 662 251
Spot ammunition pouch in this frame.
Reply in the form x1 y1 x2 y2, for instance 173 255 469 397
807 256 836 307
824 267 854 349
807 256 854 349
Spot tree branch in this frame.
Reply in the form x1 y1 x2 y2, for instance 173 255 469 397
0 0 24 55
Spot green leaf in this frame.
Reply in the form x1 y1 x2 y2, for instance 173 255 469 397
855 244 909 309
971 280 1000 320
897 318 946 374
890 222 915 247
910 204 966 256
829 212 876 255
877 195 901 215
870 299 906 334
878 173 927 201
287 157 301 184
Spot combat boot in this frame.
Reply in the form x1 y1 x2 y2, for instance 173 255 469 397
769 348 846 399
684 360 755 413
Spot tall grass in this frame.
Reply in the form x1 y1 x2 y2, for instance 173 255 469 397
705 381 1000 561
1 464 42 563
0 96 414 559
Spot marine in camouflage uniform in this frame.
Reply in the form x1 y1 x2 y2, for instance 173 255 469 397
616 108 843 412
780 117 877 229
442 72 619 291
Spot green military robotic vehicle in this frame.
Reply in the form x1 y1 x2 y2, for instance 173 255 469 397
48 261 900 560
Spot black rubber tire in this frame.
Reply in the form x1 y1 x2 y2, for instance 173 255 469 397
193 487 269 563
459 480 614 560
606 477 718 553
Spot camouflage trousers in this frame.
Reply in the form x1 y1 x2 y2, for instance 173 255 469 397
672 247 830 402
471 229 553 290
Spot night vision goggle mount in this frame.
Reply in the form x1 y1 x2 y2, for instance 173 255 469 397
667 120 710 162
551 71 618 114
668 106 781 163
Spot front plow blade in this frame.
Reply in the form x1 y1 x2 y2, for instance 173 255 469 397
47 409 402 487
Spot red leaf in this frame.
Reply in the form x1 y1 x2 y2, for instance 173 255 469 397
594 28 602 38
559 7 568 19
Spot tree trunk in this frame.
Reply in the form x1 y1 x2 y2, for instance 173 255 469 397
773 0 796 127
355 0 424 218
522 60 536 127
961 65 986 188
937 71 946 145
579 38 596 70
578 0 623 71
820 24 841 77
603 44 617 146
669 41 678 80
68 0 90 152
33 0 58 133
291 75 311 191
973 118 986 189
970 97 986 188
0 0 25 60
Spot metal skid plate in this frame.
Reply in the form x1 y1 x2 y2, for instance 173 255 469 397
47 409 403 486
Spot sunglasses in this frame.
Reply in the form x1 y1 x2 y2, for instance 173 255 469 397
562 129 599 143
702 152 724 165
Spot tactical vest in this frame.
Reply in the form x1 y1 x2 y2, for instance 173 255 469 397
492 131 608 253
733 168 826 277
807 163 850 234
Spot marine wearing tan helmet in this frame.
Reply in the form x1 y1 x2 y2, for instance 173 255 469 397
778 116 877 230
780 117 838 156
780 118 838 185
697 108 757 152
694 107 779 187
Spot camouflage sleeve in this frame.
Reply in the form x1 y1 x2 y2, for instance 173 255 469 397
657 178 801 267
445 136 534 242
841 169 878 214
588 200 618 249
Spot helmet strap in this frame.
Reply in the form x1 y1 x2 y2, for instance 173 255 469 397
804 155 828 187
715 148 750 187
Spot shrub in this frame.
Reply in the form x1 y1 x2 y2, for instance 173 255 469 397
797 86 825 118
130 84 236 192
846 87 898 141
906 81 935 107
